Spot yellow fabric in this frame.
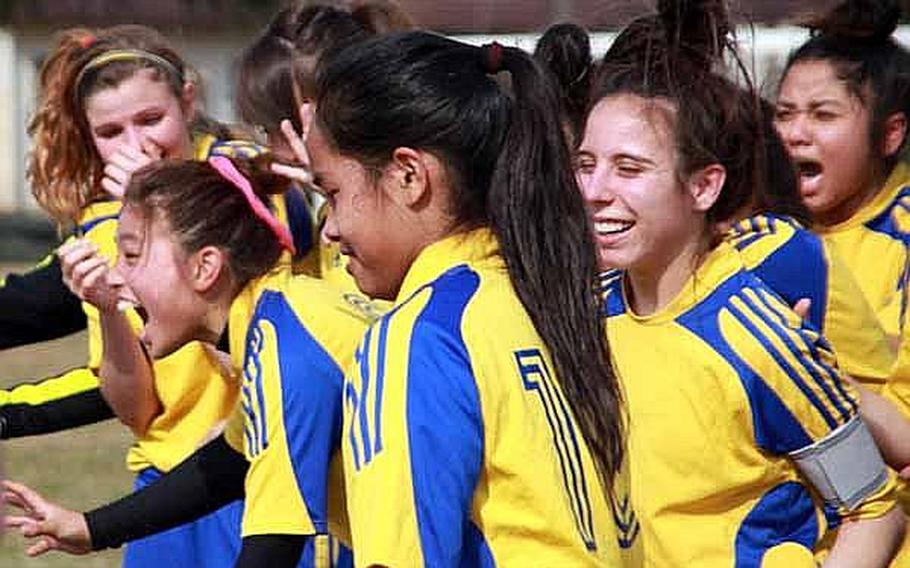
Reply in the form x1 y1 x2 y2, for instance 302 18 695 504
226 267 377 542
728 214 896 390
77 200 238 473
80 135 268 473
0 367 99 406
342 229 638 567
600 242 897 568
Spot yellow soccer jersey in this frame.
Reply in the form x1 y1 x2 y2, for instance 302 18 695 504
817 163 910 341
598 242 897 568
81 135 287 473
222 266 377 544
77 200 239 473
728 213 896 389
342 228 638 567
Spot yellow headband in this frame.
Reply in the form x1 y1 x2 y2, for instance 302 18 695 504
74 48 184 99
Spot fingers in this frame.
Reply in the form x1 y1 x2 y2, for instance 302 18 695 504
26 537 55 557
270 162 312 185
792 298 812 320
280 118 310 169
3 480 46 515
298 102 314 140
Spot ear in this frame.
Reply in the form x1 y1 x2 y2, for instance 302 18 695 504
385 147 430 209
189 245 226 293
686 164 726 213
881 112 907 158
180 82 197 123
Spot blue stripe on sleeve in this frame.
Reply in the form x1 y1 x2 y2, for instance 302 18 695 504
749 288 856 414
727 300 839 431
252 290 346 533
736 290 851 424
406 266 485 567
677 275 814 454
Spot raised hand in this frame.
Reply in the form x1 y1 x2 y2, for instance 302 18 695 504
3 480 92 557
270 103 314 185
101 139 163 199
58 238 124 313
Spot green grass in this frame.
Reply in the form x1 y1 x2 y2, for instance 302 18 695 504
0 264 130 567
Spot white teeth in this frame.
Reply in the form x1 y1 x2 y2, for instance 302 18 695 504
117 299 140 312
594 220 633 235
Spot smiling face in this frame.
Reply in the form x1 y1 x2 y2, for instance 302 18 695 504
84 68 195 163
305 124 421 301
774 59 880 226
115 204 205 359
576 94 706 277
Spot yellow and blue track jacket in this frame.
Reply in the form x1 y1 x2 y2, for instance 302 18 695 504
598 242 897 568
222 267 377 565
342 228 639 568
727 213 896 389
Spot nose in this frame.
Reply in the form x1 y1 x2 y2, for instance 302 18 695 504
321 205 340 244
122 126 145 153
577 168 614 207
777 112 811 149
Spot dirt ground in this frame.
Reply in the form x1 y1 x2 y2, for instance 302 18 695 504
0 263 129 568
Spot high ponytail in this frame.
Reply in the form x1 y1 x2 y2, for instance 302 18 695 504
316 31 624 489
592 0 764 229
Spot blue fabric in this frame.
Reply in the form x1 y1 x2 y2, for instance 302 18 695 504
734 481 819 567
122 468 243 568
405 267 485 567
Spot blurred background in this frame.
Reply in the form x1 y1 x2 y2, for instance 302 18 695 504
0 1 908 566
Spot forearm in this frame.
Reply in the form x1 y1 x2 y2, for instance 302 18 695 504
0 254 86 349
97 309 160 434
235 535 306 568
86 435 248 550
822 506 905 567
0 369 114 438
855 381 910 471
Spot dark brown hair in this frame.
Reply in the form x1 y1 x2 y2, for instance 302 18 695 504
591 0 763 229
316 31 624 491
124 156 289 285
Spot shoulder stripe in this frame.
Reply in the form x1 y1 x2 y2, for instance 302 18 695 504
354 326 374 466
372 315 391 456
748 287 856 414
726 295 840 430
78 213 119 235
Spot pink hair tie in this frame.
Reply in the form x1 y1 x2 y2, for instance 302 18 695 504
208 156 296 255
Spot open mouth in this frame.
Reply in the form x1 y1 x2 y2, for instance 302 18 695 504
795 159 823 183
118 299 149 324
593 219 635 236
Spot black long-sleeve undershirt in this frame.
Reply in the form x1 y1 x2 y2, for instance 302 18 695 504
0 254 86 349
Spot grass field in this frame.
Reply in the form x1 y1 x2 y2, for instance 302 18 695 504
0 264 130 567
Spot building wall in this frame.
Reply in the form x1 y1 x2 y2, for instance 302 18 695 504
0 23 909 215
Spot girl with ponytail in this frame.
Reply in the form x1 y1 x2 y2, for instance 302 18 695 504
775 0 910 448
579 1 903 565
307 31 629 565
3 156 377 567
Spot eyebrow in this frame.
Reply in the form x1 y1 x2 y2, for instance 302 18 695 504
613 152 656 166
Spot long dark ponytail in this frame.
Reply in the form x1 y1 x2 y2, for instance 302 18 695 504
316 31 624 489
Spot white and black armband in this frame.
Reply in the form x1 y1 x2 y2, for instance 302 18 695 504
789 415 889 511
